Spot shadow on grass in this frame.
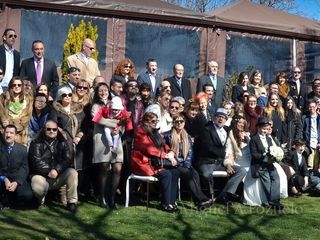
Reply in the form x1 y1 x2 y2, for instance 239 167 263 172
0 201 117 240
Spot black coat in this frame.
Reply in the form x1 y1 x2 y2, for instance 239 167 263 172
20 57 59 95
249 134 273 165
0 141 28 185
0 44 20 77
166 76 192 101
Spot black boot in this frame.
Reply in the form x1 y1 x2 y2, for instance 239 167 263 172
98 195 109 208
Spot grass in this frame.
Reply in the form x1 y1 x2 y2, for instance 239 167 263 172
1 194 320 240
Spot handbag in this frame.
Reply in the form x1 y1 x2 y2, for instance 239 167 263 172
150 153 174 169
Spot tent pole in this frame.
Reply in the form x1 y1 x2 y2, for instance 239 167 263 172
293 38 297 66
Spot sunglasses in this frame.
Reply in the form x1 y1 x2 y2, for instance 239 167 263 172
68 67 81 74
12 83 22 88
124 65 133 69
170 106 179 110
85 46 95 51
126 83 137 87
149 119 159 124
8 34 17 39
77 86 88 90
0 72 3 75
46 127 58 132
61 93 72 98
174 120 185 124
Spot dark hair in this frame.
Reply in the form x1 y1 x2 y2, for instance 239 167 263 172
32 40 44 49
35 83 50 96
93 82 109 104
8 77 25 102
3 28 15 37
125 79 138 89
293 139 305 147
146 59 157 66
34 92 48 103
237 72 249 85
202 83 214 92
139 82 151 92
4 124 17 133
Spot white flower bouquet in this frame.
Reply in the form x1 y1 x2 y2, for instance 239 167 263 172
267 145 284 163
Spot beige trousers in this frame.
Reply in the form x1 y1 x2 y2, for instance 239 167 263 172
31 168 78 204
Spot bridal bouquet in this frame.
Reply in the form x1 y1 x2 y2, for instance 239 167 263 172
267 145 284 163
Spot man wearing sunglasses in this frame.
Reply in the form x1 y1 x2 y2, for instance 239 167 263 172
288 66 307 111
0 28 20 92
67 38 100 87
29 120 79 213
20 40 59 97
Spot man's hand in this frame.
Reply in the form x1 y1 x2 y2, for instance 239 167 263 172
226 165 235 175
48 169 58 179
7 181 18 192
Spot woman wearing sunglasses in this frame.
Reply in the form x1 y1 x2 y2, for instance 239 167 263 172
131 112 180 212
49 87 85 171
111 58 135 86
163 114 213 210
0 77 33 145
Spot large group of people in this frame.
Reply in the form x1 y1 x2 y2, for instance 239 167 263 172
1 28 320 214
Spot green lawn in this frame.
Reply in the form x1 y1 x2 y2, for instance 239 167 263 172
1 194 320 240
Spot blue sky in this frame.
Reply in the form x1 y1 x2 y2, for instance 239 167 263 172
291 0 319 21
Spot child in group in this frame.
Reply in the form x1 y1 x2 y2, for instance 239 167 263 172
92 96 133 153
285 139 309 196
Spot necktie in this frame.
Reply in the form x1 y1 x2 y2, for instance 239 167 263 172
8 145 12 154
36 60 42 85
177 78 182 88
212 75 217 90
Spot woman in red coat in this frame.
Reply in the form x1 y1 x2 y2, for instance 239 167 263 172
131 112 180 212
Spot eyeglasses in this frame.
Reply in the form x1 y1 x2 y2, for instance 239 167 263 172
170 106 179 110
61 93 72 98
174 120 185 124
85 45 95 51
8 34 17 39
0 72 3 75
149 119 159 124
124 65 133 69
127 84 138 88
68 67 81 74
12 83 22 88
46 127 58 132
77 86 88 90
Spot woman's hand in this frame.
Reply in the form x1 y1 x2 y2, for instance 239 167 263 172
169 158 177 166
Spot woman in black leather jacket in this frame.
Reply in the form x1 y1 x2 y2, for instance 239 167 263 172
163 114 213 210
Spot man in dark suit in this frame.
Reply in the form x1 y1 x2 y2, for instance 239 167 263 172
203 83 217 116
250 116 283 210
0 28 20 92
137 59 161 98
165 63 192 101
0 125 33 209
20 40 59 96
197 108 246 204
288 66 308 111
196 60 227 106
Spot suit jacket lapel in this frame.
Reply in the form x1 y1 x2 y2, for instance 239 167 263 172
76 53 86 65
171 77 182 94
210 125 223 146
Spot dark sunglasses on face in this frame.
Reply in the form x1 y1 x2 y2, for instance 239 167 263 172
46 127 58 132
12 84 22 88
0 72 3 75
61 93 72 98
77 86 88 90
170 106 179 110
124 65 133 69
86 45 95 51
8 34 17 39
174 120 184 124
150 119 159 124
68 67 81 74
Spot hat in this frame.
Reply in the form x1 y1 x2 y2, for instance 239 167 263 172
110 96 124 110
214 108 228 119
256 116 271 126
68 67 81 74
57 86 72 99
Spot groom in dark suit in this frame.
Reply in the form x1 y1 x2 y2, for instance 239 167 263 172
250 116 283 210
137 59 161 98
165 63 192 101
0 125 33 209
197 108 246 204
196 60 227 106
20 40 59 96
